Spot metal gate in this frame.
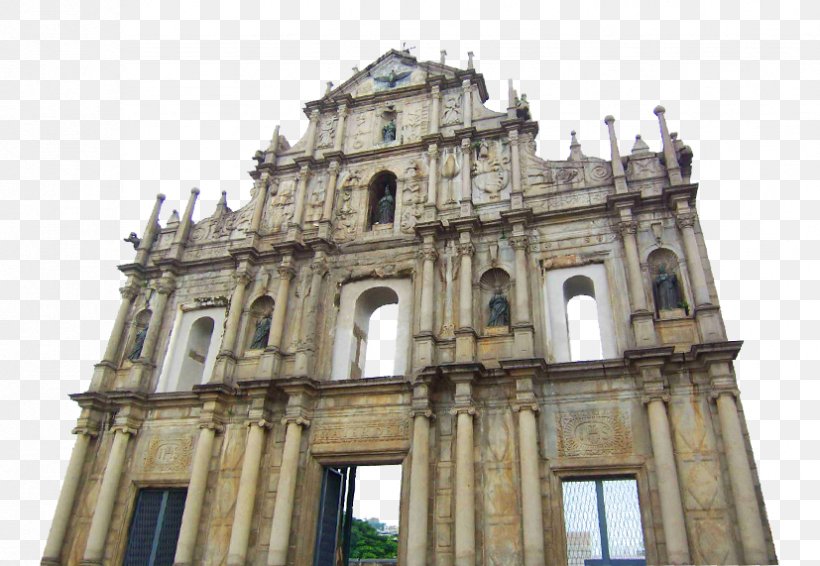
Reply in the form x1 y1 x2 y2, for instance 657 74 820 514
123 488 187 566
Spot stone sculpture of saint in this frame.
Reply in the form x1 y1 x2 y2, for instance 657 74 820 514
375 189 395 224
653 264 682 311
249 315 271 350
127 326 148 361
382 120 397 143
487 288 510 327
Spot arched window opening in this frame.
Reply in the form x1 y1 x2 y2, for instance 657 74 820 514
350 286 399 379
246 296 274 351
363 304 399 378
178 316 215 390
564 275 603 362
367 171 397 229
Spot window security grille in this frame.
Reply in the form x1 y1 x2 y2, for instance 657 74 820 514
123 488 187 566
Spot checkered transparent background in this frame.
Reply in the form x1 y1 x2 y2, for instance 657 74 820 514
1 1 818 563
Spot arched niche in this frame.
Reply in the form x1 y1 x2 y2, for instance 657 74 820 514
331 278 412 380
479 267 512 332
544 264 618 363
156 305 226 392
647 248 689 318
245 295 274 352
123 308 152 364
563 276 603 361
367 171 398 229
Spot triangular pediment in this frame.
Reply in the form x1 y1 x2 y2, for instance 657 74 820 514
327 49 463 100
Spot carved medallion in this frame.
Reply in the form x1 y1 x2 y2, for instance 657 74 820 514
143 435 194 473
557 408 632 457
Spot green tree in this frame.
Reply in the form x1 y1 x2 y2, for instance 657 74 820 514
348 517 398 559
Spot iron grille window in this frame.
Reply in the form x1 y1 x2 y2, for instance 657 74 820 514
562 478 646 566
123 488 187 566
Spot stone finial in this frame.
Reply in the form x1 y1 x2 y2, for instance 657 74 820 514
653 104 666 116
352 66 359 73
166 209 180 227
467 51 474 69
324 81 333 96
632 134 650 155
265 124 280 162
604 115 627 193
440 50 447 65
213 190 230 218
567 130 586 161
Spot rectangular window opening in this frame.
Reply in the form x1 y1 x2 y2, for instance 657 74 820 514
562 477 646 566
314 464 401 566
123 487 187 566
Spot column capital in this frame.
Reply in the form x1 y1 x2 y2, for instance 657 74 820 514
617 219 638 236
119 284 140 300
277 264 297 280
449 405 477 417
410 408 435 420
427 143 439 157
509 234 529 250
512 401 539 413
246 418 274 430
675 210 696 230
156 275 177 295
310 257 328 275
110 423 139 436
234 269 252 286
642 392 671 405
710 387 740 401
327 159 340 174
507 128 520 142
281 415 311 428
336 103 348 117
418 247 438 262
199 421 225 433
460 137 472 149
298 164 311 178
72 425 100 437
456 242 475 257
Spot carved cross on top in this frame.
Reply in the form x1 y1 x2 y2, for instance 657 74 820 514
401 41 416 54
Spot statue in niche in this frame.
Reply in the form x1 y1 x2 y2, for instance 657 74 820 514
441 95 462 125
487 288 510 327
653 264 683 312
382 120 397 143
249 315 271 350
375 189 395 224
127 326 148 361
515 93 531 120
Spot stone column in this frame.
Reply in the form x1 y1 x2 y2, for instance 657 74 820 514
294 254 327 376
173 422 221 565
426 144 439 207
304 109 319 157
459 138 472 216
134 193 166 265
267 417 309 566
268 260 295 353
249 172 270 235
510 235 530 325
127 274 175 390
406 408 433 566
290 164 311 232
461 79 472 128
321 161 340 223
654 105 683 186
430 84 441 134
227 418 271 566
618 220 649 312
333 104 348 152
169 188 200 261
81 424 136 565
645 394 691 564
41 427 96 565
675 208 710 307
213 269 251 382
604 115 628 194
453 404 476 566
714 389 768 564
100 282 139 365
509 129 521 196
419 246 437 333
516 402 545 566
457 242 474 330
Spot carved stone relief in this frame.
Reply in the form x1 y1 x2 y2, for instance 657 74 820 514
316 116 336 149
311 415 410 453
401 101 427 143
143 435 194 473
440 94 462 126
349 111 372 152
471 139 511 204
400 162 425 234
557 408 632 457
332 171 361 242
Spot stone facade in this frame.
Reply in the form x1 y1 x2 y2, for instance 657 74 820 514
42 49 776 565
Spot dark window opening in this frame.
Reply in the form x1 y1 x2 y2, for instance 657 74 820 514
123 488 187 566
563 478 645 566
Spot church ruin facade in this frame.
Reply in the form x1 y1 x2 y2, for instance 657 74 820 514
43 50 776 566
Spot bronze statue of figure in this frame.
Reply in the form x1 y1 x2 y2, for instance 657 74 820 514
375 189 395 224
653 264 682 312
249 315 271 350
382 120 397 143
127 326 148 361
487 288 510 327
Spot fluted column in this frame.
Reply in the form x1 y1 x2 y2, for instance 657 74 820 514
430 84 441 134
510 235 530 324
453 405 476 566
676 209 710 307
645 393 690 564
618 220 649 312
714 389 768 564
321 161 340 223
173 422 221 565
461 80 472 128
41 427 96 565
406 409 432 566
516 403 545 566
81 424 136 565
426 144 439 207
654 105 683 186
267 417 310 566
419 247 437 333
134 193 166 265
333 104 348 152
227 418 271 566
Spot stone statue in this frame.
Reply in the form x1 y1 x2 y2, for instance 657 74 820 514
375 190 395 224
441 95 461 125
487 288 510 327
249 315 271 350
374 68 411 88
127 326 148 361
253 150 264 167
653 264 682 311
515 94 531 121
382 120 397 143
124 232 141 250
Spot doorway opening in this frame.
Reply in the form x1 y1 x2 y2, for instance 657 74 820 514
314 464 402 565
